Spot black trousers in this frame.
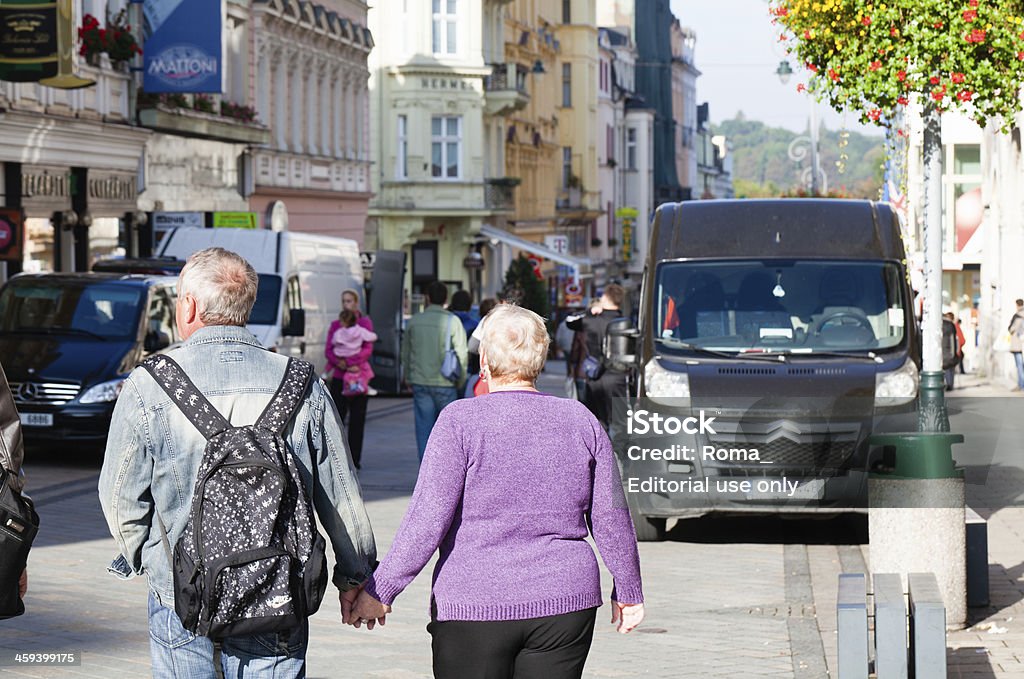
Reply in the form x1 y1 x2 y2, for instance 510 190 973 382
429 608 597 679
328 379 368 468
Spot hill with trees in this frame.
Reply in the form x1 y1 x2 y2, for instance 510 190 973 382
715 114 886 199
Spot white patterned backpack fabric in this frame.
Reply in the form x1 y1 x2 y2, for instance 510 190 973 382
141 355 328 639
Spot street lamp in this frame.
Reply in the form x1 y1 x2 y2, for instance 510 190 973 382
777 60 825 195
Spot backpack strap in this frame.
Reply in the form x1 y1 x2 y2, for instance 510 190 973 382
140 355 231 440
255 358 314 435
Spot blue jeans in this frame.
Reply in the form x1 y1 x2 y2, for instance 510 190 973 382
148 592 307 678
1015 352 1024 389
412 384 458 460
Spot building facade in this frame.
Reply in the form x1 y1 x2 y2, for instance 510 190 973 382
670 19 698 200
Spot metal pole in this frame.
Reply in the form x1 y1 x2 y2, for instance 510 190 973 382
128 0 144 125
919 104 949 431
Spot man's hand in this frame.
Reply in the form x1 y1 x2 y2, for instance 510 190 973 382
610 601 644 634
350 589 390 630
18 569 27 598
339 585 362 625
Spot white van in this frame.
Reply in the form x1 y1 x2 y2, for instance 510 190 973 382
156 228 363 375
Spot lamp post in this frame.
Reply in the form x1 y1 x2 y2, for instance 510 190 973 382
776 60 825 195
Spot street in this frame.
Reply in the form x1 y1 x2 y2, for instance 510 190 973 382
3 364 1024 678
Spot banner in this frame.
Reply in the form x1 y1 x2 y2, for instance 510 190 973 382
212 212 257 229
143 0 222 93
0 208 24 263
0 0 58 82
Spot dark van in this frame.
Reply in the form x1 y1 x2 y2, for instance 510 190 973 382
0 273 178 446
607 199 920 540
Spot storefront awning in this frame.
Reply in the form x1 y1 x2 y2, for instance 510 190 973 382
480 224 591 278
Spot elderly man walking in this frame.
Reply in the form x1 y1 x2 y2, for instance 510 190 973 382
99 247 377 678
402 281 468 460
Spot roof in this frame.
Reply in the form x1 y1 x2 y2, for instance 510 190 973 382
650 199 905 261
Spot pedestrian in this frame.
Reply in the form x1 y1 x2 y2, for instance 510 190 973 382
955 315 967 375
566 283 628 431
99 247 377 678
326 309 378 395
0 361 28 612
466 297 497 397
1009 298 1024 391
348 304 645 679
401 281 467 459
325 288 376 468
942 312 958 391
448 289 478 338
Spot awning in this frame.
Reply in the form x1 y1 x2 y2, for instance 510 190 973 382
480 224 591 278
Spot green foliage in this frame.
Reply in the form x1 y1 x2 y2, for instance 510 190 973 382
771 0 1024 130
502 255 549 319
716 116 885 198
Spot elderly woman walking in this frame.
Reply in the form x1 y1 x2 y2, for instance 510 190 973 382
348 304 644 679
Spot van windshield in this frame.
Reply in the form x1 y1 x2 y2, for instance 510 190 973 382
654 260 908 355
249 274 282 326
0 280 143 340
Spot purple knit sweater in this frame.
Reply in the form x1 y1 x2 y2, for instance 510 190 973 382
364 391 644 622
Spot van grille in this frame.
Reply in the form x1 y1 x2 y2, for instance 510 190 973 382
717 367 778 376
9 381 81 405
787 367 848 376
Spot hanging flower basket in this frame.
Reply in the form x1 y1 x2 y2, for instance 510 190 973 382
79 10 141 69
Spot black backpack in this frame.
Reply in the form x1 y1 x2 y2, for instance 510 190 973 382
141 355 328 639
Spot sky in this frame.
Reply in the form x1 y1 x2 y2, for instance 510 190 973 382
670 0 882 138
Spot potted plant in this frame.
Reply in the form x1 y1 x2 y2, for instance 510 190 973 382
78 10 141 69
220 101 258 124
193 94 216 114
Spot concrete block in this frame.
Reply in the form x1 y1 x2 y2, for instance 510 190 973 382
965 508 989 608
873 573 908 679
909 572 947 679
838 573 869 679
868 477 966 628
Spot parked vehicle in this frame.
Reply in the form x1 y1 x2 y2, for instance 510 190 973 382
155 228 363 377
605 199 920 540
0 273 178 446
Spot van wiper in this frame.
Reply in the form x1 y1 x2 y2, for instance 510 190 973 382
783 350 883 363
659 339 785 362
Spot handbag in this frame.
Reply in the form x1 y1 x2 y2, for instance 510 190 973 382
582 354 604 380
0 468 39 619
440 315 462 383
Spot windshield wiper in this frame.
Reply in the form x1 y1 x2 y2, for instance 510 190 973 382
782 350 884 363
658 339 786 362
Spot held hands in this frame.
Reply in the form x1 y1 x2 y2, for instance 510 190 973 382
610 601 644 634
340 585 390 630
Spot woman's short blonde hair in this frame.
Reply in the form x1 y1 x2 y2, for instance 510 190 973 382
481 304 550 382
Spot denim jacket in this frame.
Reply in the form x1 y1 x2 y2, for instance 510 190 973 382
98 325 377 608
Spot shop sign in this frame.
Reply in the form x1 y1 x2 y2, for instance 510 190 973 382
0 208 23 262
21 164 72 212
153 211 203 230
616 207 638 262
544 235 569 255
564 279 583 307
212 212 258 229
143 0 223 93
87 171 136 213
0 1 57 83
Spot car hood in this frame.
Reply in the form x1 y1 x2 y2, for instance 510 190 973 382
0 334 138 386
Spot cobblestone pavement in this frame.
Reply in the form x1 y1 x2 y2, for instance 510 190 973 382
2 366 1022 677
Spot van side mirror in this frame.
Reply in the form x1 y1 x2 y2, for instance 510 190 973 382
145 330 171 353
604 317 639 370
283 308 305 337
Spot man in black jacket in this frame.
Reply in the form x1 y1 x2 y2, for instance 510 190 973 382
0 362 27 600
567 283 627 431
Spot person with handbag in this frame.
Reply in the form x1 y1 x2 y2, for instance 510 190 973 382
401 281 468 460
347 304 645 679
0 360 34 619
566 283 628 432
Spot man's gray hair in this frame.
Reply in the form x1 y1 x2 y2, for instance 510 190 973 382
178 247 258 326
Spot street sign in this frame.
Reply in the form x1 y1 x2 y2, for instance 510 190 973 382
153 211 204 230
360 251 376 271
564 280 583 307
0 208 23 262
544 235 569 255
212 212 258 229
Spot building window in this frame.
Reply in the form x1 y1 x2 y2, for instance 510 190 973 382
397 115 408 179
626 127 637 170
562 63 572 107
432 116 461 179
562 147 572 187
562 0 571 23
432 0 457 55
606 124 614 164
953 144 981 174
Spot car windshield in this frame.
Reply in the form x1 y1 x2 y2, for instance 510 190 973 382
249 274 282 326
0 280 144 340
654 259 908 354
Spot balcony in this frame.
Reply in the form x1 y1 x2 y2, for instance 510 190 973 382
484 177 519 212
137 94 270 145
484 63 529 116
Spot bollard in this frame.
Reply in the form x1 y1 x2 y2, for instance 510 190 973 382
837 573 869 679
868 433 966 629
873 573 908 679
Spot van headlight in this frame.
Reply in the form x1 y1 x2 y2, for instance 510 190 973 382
79 378 126 404
874 359 919 407
644 359 690 404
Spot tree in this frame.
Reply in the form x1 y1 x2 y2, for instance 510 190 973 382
502 254 549 319
771 0 1024 431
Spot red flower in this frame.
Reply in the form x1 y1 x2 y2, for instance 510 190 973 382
1018 51 1024 60
969 0 978 5
966 29 986 43
963 9 977 22
933 21 944 29
804 29 813 40
862 16 872 26
868 108 882 121
930 76 940 84
897 70 906 81
897 96 909 105
897 129 907 137
806 62 818 73
951 72 965 83
1019 30 1024 40
828 67 840 82
890 26 899 36
958 90 973 101
796 83 807 92
931 86 947 101
869 60 882 71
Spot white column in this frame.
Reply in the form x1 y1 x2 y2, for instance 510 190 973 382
331 76 342 159
274 50 287 151
344 76 355 159
256 41 270 129
306 59 319 156
291 52 304 154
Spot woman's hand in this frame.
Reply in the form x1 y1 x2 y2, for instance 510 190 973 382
610 601 644 634
350 589 391 630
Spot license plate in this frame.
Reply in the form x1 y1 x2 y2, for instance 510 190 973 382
19 413 53 427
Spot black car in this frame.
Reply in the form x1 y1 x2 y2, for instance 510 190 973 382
0 273 179 447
